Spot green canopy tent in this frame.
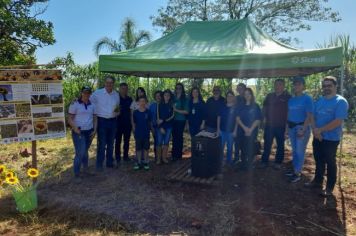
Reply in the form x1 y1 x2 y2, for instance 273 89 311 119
99 18 346 152
99 18 343 80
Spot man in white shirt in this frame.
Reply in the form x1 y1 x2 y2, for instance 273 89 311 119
90 76 120 170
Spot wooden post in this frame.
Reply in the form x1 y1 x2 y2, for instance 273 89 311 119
31 140 38 184
31 140 37 168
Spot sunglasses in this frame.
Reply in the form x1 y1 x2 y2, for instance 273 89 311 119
322 84 333 88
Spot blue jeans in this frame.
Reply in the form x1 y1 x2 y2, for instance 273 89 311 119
153 128 160 147
157 127 172 146
97 117 117 169
261 126 286 164
72 129 93 176
288 125 310 173
221 131 234 164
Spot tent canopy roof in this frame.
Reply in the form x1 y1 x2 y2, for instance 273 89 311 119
99 18 343 78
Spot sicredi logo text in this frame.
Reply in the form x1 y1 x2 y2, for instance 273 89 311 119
291 56 326 64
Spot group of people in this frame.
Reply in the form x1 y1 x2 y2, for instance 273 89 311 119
67 75 348 197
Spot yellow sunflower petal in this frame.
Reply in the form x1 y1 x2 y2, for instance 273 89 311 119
0 165 6 174
27 168 39 178
5 171 14 178
5 177 19 185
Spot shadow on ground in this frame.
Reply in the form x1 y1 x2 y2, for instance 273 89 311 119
1 141 354 235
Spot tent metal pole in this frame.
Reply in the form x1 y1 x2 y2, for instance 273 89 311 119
340 65 344 97
147 75 150 98
339 64 345 155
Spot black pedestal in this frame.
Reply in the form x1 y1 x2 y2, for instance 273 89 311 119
191 136 221 178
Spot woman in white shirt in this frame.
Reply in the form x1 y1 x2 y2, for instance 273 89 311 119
68 86 97 180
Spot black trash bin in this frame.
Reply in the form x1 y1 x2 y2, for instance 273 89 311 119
191 136 221 178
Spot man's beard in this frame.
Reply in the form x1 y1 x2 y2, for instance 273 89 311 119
323 89 332 96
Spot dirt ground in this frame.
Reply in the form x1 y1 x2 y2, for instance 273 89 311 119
0 132 355 235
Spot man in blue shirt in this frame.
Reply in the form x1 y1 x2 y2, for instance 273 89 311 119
305 76 349 197
115 83 133 164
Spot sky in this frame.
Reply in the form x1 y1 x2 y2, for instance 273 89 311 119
35 0 356 65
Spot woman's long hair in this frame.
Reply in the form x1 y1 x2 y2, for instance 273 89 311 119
162 89 173 105
135 87 147 101
245 87 256 104
175 83 186 108
190 87 203 103
153 90 163 102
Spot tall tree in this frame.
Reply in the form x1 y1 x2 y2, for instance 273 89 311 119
151 0 340 42
93 17 151 56
0 0 55 65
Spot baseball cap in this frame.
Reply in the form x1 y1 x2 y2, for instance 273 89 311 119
81 86 92 93
292 76 305 85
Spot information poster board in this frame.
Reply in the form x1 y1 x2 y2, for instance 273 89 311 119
0 69 66 144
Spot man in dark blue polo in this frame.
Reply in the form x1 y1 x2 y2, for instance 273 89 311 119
115 82 133 165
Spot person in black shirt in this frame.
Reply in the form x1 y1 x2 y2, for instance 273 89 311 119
234 83 246 164
236 88 262 170
188 87 206 137
115 82 133 164
260 79 291 169
157 89 175 164
205 86 225 132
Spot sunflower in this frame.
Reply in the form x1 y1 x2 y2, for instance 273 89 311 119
0 165 6 175
5 171 14 178
27 168 39 178
34 121 47 132
5 177 19 185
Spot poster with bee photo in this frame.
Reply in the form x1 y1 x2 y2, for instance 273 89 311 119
0 69 66 144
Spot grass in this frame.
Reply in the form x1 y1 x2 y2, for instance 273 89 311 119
0 131 355 235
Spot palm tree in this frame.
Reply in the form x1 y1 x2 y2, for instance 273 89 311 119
93 18 151 56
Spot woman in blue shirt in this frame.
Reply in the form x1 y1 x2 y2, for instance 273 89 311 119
188 87 206 137
157 89 174 164
217 91 237 165
236 88 262 170
286 77 313 183
149 91 162 162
